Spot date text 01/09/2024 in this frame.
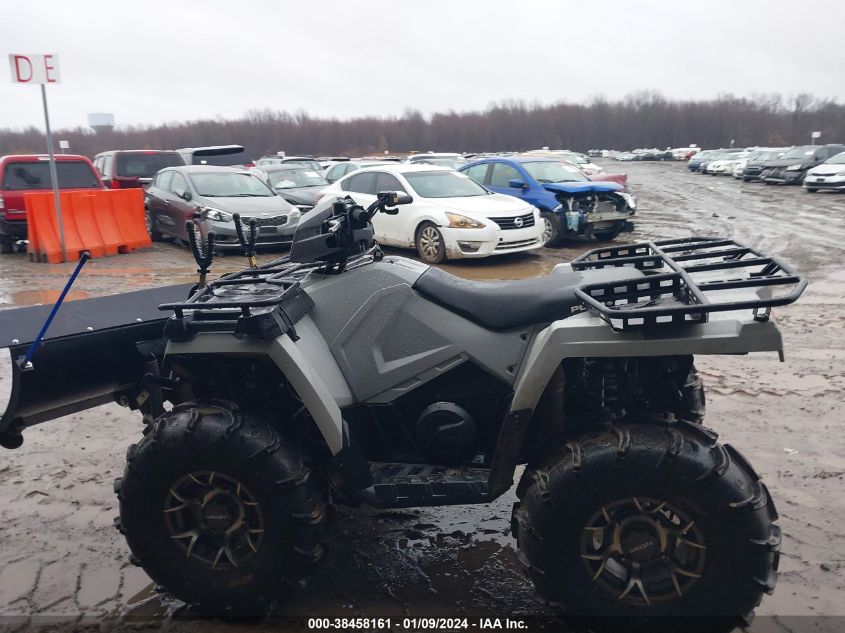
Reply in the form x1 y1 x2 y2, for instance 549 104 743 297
307 618 528 630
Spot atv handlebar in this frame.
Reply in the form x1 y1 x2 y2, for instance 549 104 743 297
233 213 259 268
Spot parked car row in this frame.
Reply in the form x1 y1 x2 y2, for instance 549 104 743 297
0 145 636 264
607 147 699 162
688 144 845 192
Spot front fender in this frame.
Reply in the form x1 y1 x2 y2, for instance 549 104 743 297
165 316 352 454
511 311 784 413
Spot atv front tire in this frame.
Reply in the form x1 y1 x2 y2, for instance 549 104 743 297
513 421 779 632
114 401 328 614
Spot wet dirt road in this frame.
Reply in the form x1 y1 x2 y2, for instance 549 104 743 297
1 161 844 631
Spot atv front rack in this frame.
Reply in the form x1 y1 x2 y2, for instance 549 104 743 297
159 256 318 341
570 237 807 331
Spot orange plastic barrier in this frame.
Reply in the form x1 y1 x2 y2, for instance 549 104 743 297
25 189 151 263
100 188 150 251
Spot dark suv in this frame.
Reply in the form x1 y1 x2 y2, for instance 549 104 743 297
763 144 845 185
93 150 184 189
742 148 788 182
176 145 253 168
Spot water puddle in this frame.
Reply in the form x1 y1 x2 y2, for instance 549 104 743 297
1 288 90 306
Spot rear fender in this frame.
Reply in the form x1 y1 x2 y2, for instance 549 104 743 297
164 315 352 455
511 310 784 413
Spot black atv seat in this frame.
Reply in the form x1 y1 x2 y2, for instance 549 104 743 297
413 265 644 331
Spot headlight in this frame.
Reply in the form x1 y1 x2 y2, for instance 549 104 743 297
288 208 302 220
445 212 485 229
294 205 312 213
838 170 845 176
785 164 804 171
619 192 636 209
203 207 233 222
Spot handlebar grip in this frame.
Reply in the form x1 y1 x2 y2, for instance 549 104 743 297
186 220 215 268
247 218 257 249
233 213 246 247
186 221 203 266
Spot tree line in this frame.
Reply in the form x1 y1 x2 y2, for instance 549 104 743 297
1 92 843 159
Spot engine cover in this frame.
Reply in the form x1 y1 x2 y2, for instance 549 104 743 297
416 402 477 464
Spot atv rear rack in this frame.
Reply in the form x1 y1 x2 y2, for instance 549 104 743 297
159 256 317 341
570 237 807 331
158 251 380 340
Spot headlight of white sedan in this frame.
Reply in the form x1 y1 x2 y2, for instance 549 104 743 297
445 212 486 229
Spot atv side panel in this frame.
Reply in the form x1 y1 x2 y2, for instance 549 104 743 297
303 259 532 403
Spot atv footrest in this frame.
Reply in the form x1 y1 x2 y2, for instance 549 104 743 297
363 462 491 508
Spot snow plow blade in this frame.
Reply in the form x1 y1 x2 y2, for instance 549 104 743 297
0 284 192 449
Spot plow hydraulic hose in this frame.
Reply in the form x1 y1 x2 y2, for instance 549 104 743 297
19 251 91 370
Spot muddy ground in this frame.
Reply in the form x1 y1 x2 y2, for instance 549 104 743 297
0 161 843 632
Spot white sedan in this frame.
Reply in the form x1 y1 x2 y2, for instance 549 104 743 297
318 164 543 263
803 151 845 192
706 152 749 175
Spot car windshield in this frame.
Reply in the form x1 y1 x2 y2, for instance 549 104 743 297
416 158 468 170
283 159 322 171
268 169 327 189
825 152 845 165
116 153 183 177
192 149 249 166
559 153 587 164
781 147 816 159
404 170 488 198
2 160 101 190
523 161 589 184
752 150 782 161
189 172 275 197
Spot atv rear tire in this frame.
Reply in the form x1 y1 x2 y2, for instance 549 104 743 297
513 421 779 633
114 401 328 614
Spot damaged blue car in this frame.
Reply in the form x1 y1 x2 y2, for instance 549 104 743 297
460 156 635 245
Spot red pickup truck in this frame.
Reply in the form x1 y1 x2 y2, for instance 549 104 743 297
0 154 103 253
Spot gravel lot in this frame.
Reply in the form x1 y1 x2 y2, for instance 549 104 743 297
1 160 844 631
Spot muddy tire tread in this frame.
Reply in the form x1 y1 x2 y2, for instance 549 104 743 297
513 420 779 631
115 400 328 614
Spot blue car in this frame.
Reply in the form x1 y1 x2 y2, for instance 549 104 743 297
459 157 635 245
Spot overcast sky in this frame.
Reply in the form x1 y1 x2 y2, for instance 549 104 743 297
1 0 843 131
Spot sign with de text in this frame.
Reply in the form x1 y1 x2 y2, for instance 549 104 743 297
9 54 61 84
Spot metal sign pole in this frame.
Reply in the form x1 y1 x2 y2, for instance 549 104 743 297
40 83 66 262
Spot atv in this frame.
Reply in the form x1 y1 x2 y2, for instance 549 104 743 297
0 192 806 631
